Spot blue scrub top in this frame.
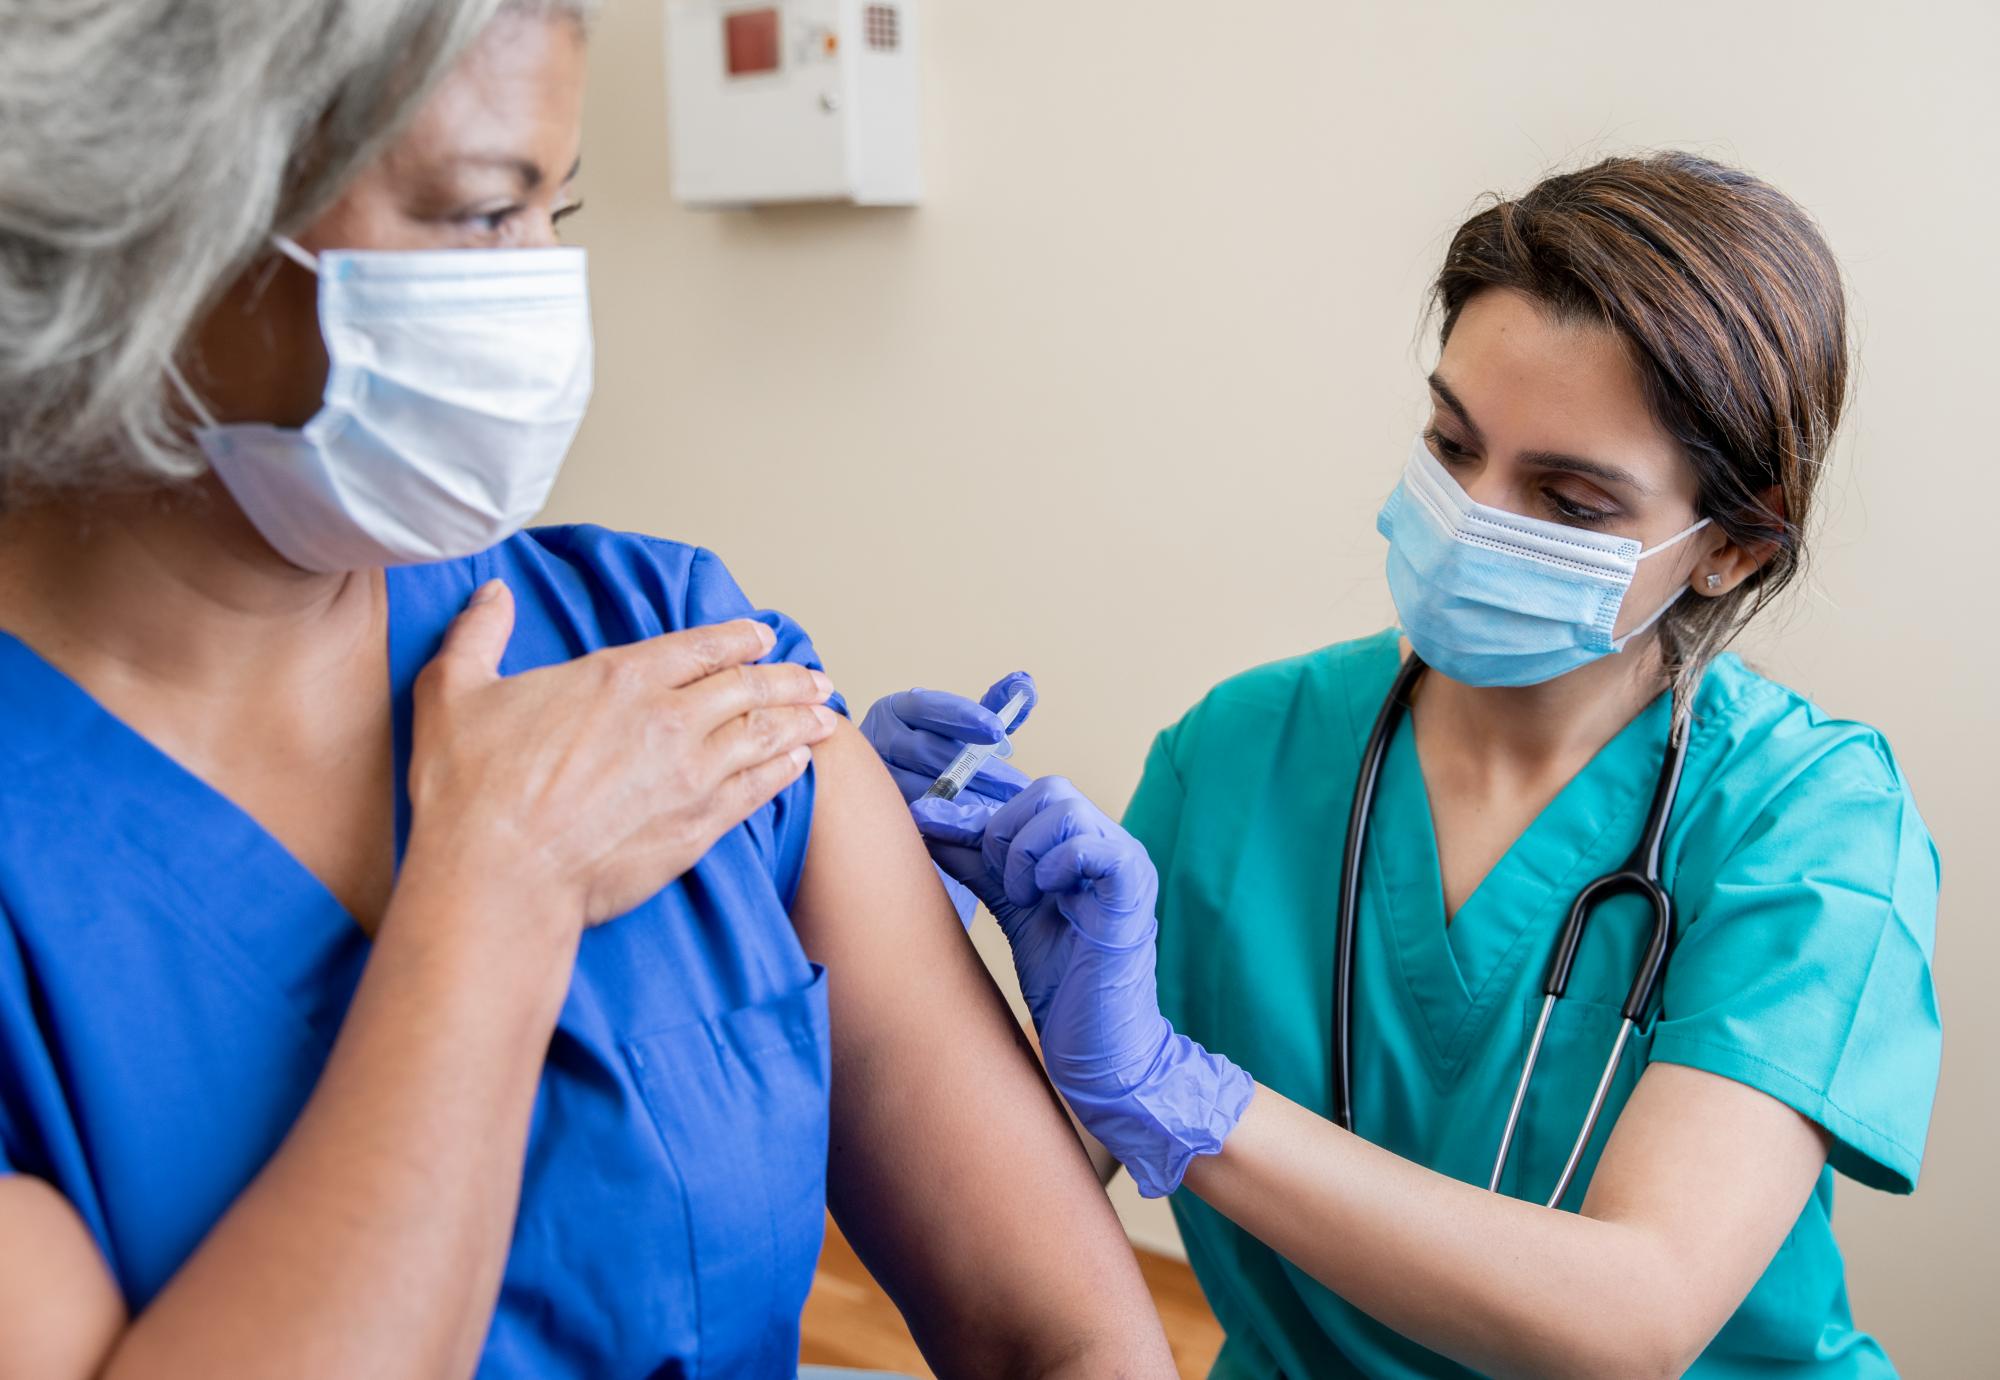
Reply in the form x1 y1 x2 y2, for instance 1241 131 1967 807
1128 631 1943 1379
0 526 845 1378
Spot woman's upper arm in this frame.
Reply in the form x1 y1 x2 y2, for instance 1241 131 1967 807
789 720 1173 1375
0 1175 126 1380
1580 1061 1829 1365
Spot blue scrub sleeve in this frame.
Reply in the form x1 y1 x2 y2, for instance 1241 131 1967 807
1650 734 1942 1193
0 909 34 1178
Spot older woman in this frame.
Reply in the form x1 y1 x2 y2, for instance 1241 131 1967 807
0 3 1175 1377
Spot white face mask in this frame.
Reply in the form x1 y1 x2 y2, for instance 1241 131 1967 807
175 235 593 572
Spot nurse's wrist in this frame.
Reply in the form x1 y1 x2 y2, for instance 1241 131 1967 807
1063 1029 1256 1199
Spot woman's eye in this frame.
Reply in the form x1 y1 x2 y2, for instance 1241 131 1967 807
462 204 522 234
553 198 585 227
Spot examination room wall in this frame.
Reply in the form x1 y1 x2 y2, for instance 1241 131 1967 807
548 1 1997 1368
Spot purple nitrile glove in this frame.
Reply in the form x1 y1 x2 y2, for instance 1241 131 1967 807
910 776 1254 1198
859 673 1037 925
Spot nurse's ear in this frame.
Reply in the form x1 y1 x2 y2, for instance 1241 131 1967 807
1692 484 1787 599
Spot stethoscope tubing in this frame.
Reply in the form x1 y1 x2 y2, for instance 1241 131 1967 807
1333 652 1694 1207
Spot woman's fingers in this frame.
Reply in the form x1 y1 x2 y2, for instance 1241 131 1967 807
713 744 815 827
707 703 841 777
428 580 516 690
681 659 835 733
613 617 779 690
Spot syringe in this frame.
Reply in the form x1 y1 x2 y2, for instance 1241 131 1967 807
921 688 1031 801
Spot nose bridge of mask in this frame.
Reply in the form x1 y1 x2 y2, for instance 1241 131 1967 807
1403 436 1641 583
1406 435 1709 574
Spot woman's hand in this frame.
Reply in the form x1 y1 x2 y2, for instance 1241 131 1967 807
406 580 841 928
912 775 1255 1198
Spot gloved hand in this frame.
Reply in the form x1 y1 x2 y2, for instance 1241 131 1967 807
911 776 1255 1198
859 674 1037 924
860 672 1037 805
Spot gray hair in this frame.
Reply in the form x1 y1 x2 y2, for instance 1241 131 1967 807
0 0 593 494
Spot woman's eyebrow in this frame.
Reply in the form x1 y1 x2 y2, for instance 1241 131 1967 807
452 153 584 190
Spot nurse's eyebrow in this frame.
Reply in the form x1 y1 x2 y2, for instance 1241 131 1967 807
1426 373 1484 444
1520 448 1656 496
1427 371 1655 496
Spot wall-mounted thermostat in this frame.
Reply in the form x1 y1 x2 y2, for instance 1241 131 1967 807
664 0 921 208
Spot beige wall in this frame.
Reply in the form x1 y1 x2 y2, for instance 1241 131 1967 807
552 0 1998 1369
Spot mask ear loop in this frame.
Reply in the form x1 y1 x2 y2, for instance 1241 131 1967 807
1612 516 1714 650
1637 515 1710 561
163 359 220 431
164 234 320 435
270 234 321 275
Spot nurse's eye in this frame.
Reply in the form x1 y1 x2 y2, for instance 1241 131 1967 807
1424 427 1475 465
1546 487 1617 525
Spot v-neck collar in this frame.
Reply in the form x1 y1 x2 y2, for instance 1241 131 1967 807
1349 650 1671 1074
0 563 450 1045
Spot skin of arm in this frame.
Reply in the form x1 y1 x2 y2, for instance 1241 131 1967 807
1184 1061 1831 1380
0 857 578 1380
791 722 1176 1380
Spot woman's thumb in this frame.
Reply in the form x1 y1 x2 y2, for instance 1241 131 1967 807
438 579 516 680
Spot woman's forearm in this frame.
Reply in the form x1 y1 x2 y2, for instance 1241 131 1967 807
101 855 578 1380
1182 1084 1694 1380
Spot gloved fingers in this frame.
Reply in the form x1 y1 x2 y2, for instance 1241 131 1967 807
998 800 1088 911
961 754 1031 800
981 775 1095 895
931 863 980 929
1034 836 1159 948
978 671 1038 732
909 792 999 848
1031 831 1155 911
932 839 1008 918
890 687 1011 746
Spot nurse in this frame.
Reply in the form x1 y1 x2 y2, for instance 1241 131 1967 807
866 153 1942 1377
0 2 1177 1377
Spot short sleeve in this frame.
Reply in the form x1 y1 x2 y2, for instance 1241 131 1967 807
1123 725 1190 892
681 545 846 909
1650 737 1942 1192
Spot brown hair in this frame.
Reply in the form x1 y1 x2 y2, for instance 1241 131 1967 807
1431 151 1849 732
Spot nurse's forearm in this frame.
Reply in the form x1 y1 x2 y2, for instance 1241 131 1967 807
101 857 578 1380
1182 1072 1825 1380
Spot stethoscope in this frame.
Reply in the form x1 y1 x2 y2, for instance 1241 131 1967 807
1332 652 1693 1208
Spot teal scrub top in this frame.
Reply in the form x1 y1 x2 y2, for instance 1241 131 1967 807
1126 631 1941 1379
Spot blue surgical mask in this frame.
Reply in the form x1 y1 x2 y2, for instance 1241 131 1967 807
1376 435 1710 687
